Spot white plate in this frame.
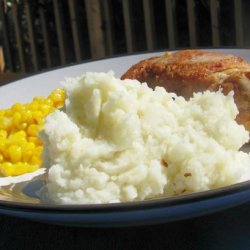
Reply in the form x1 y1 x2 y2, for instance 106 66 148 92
0 49 250 227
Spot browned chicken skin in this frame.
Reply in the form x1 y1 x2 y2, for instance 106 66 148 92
121 50 250 132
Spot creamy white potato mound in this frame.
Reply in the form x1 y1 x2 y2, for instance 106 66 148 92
40 71 250 204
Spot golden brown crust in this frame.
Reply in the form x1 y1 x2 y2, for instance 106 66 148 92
121 50 250 132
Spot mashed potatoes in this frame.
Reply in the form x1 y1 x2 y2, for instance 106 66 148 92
40 71 250 204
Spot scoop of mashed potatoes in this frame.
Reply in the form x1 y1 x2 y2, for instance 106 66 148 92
40 71 250 204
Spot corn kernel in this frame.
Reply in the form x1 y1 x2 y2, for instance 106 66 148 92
13 112 22 126
18 122 28 130
36 146 43 154
8 131 26 145
0 162 13 176
5 109 12 117
0 117 11 131
33 96 45 102
15 130 26 138
49 88 66 108
8 145 22 163
22 152 33 162
22 110 33 124
0 130 7 138
40 105 53 116
28 136 42 145
32 111 43 124
11 103 24 112
43 98 54 106
22 142 35 151
0 138 6 152
31 155 41 165
28 164 40 172
30 101 40 111
27 124 40 137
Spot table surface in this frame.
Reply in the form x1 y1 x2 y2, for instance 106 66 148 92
0 202 249 250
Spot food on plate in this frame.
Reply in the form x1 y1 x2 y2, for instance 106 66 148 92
121 50 250 132
40 71 250 204
0 89 65 177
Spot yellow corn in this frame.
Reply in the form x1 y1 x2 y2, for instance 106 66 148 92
0 88 65 176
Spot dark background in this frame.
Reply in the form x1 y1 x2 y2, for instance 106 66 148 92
0 0 250 73
0 201 250 250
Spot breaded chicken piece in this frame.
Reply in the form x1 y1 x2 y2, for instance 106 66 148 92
121 50 250 132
